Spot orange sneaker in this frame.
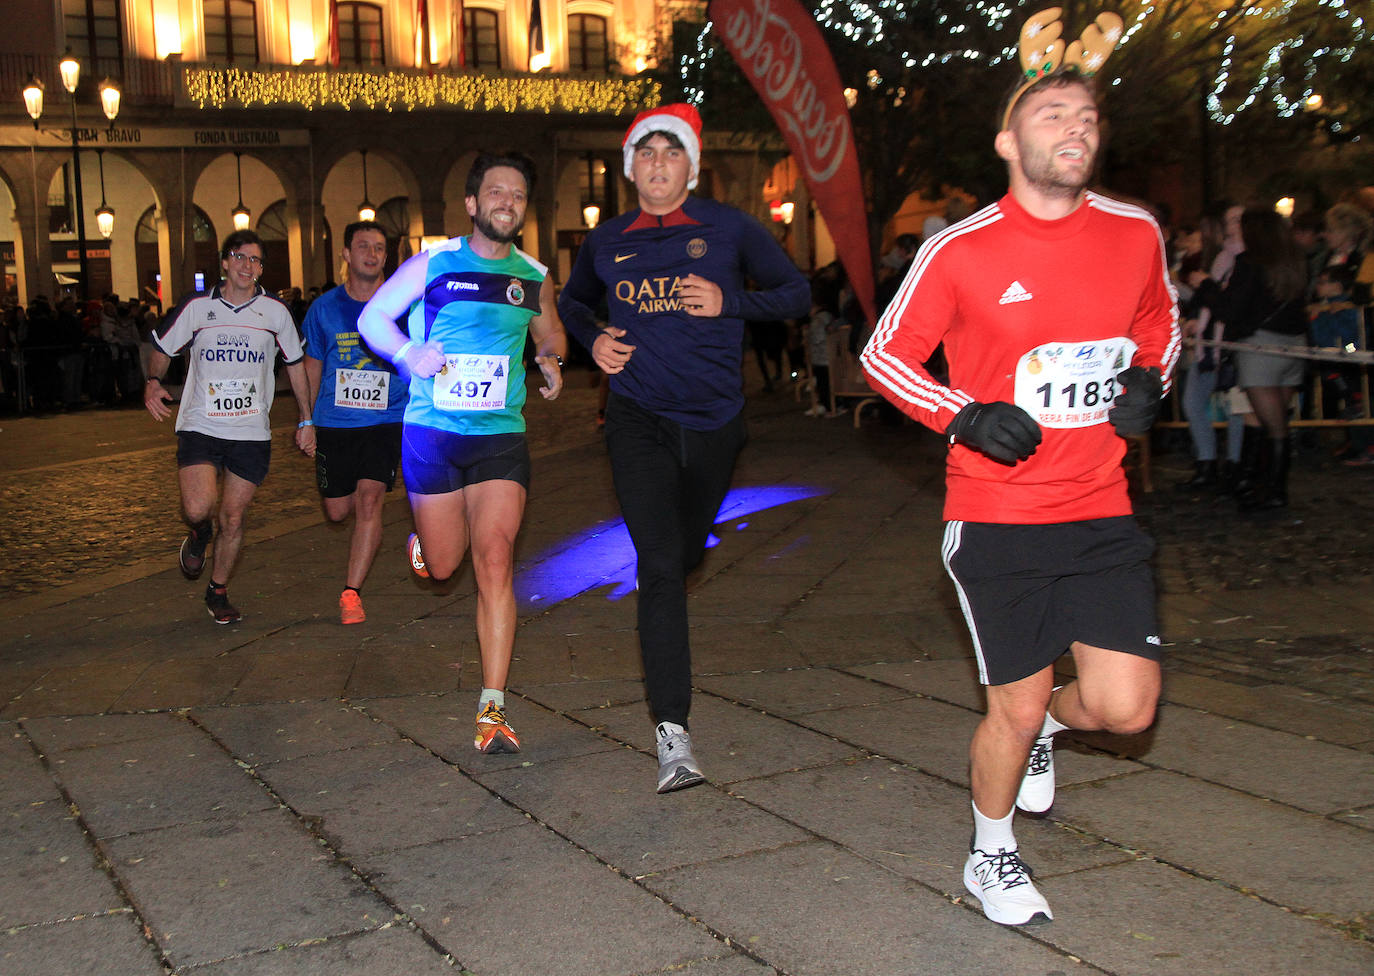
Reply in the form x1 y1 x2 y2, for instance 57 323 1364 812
474 700 522 754
407 532 429 578
339 589 365 625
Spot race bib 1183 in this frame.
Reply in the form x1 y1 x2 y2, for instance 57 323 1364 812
1013 338 1137 429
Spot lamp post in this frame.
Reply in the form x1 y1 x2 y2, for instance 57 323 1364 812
357 150 376 222
22 52 121 302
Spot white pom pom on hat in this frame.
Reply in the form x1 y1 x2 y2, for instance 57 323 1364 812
622 103 703 190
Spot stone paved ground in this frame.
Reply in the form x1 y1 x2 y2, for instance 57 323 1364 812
1 376 1371 975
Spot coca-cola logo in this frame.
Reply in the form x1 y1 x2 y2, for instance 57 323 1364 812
718 0 852 184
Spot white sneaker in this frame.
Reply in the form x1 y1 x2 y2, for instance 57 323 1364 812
1015 730 1056 813
963 844 1052 926
655 723 706 793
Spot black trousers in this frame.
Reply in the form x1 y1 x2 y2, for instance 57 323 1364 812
604 392 746 728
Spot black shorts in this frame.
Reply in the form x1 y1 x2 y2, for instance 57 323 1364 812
942 516 1162 686
401 427 530 495
314 423 403 498
176 431 271 486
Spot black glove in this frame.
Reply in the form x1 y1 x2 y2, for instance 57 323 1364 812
1108 366 1164 436
946 401 1042 464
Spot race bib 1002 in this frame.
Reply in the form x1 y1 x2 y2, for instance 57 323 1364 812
433 354 509 412
1013 338 1137 429
334 368 389 411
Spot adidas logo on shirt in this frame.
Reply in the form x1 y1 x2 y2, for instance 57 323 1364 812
999 281 1033 305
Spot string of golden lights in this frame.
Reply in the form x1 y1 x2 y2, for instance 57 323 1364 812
183 66 662 115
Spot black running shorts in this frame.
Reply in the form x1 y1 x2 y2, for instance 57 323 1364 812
942 516 1162 686
314 423 403 498
401 427 530 494
176 430 271 486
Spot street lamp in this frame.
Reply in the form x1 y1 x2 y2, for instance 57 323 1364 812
95 149 115 238
357 150 376 222
20 51 122 301
232 151 251 231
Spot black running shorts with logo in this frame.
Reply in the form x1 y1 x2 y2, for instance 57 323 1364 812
942 516 1162 686
314 423 403 498
176 431 271 486
401 427 531 494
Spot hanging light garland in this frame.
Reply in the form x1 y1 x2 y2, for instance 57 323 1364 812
183 66 661 115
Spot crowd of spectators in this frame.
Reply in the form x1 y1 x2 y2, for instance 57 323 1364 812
0 282 330 415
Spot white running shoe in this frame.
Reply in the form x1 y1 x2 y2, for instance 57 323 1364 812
655 723 706 793
1015 729 1056 813
963 844 1053 926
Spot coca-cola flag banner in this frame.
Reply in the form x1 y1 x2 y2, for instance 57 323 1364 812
708 0 876 325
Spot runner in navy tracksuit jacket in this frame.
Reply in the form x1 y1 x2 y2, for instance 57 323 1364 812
558 103 809 794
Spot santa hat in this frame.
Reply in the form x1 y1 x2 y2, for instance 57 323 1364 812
622 103 703 190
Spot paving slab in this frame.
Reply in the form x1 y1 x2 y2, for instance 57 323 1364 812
1057 768 1374 926
0 659 152 719
0 797 124 929
104 808 394 970
578 693 860 785
22 710 192 754
40 728 278 837
255 740 527 856
518 676 646 713
184 924 457 975
359 692 623 770
1082 702 1374 815
644 840 1096 975
1160 671 1374 746
694 665 914 716
1038 857 1374 976
0 725 59 802
193 700 402 766
360 822 731 976
0 911 165 976
730 757 1132 891
475 747 810 874
846 658 989 710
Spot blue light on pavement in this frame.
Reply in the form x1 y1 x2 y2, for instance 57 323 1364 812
514 484 826 611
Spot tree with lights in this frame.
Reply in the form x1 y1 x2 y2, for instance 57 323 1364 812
672 0 1372 252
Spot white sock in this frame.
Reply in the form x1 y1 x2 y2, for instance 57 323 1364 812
656 721 685 741
972 801 1017 853
479 688 504 711
1043 685 1070 736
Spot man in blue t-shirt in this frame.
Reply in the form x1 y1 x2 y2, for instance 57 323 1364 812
303 221 408 625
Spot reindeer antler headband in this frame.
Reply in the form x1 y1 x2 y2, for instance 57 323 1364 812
1001 7 1124 130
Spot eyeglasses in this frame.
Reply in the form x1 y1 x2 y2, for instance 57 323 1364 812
227 252 263 267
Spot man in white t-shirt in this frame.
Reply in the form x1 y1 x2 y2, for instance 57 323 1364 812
144 230 315 623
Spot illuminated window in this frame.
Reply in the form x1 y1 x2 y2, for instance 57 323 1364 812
338 2 386 67
62 0 123 76
463 8 501 70
567 13 608 72
204 0 259 64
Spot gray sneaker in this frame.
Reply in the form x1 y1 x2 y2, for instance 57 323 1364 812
655 723 706 793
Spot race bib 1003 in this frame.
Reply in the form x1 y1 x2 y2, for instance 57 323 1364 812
205 378 261 419
334 368 389 411
433 353 509 412
1013 338 1137 429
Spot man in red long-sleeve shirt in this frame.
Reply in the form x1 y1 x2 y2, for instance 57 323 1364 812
862 69 1180 926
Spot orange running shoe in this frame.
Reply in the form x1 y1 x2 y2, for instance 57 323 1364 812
339 589 365 625
407 532 429 579
474 700 522 754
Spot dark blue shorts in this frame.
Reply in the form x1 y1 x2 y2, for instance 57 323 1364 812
942 516 1162 686
401 427 530 494
176 431 271 486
